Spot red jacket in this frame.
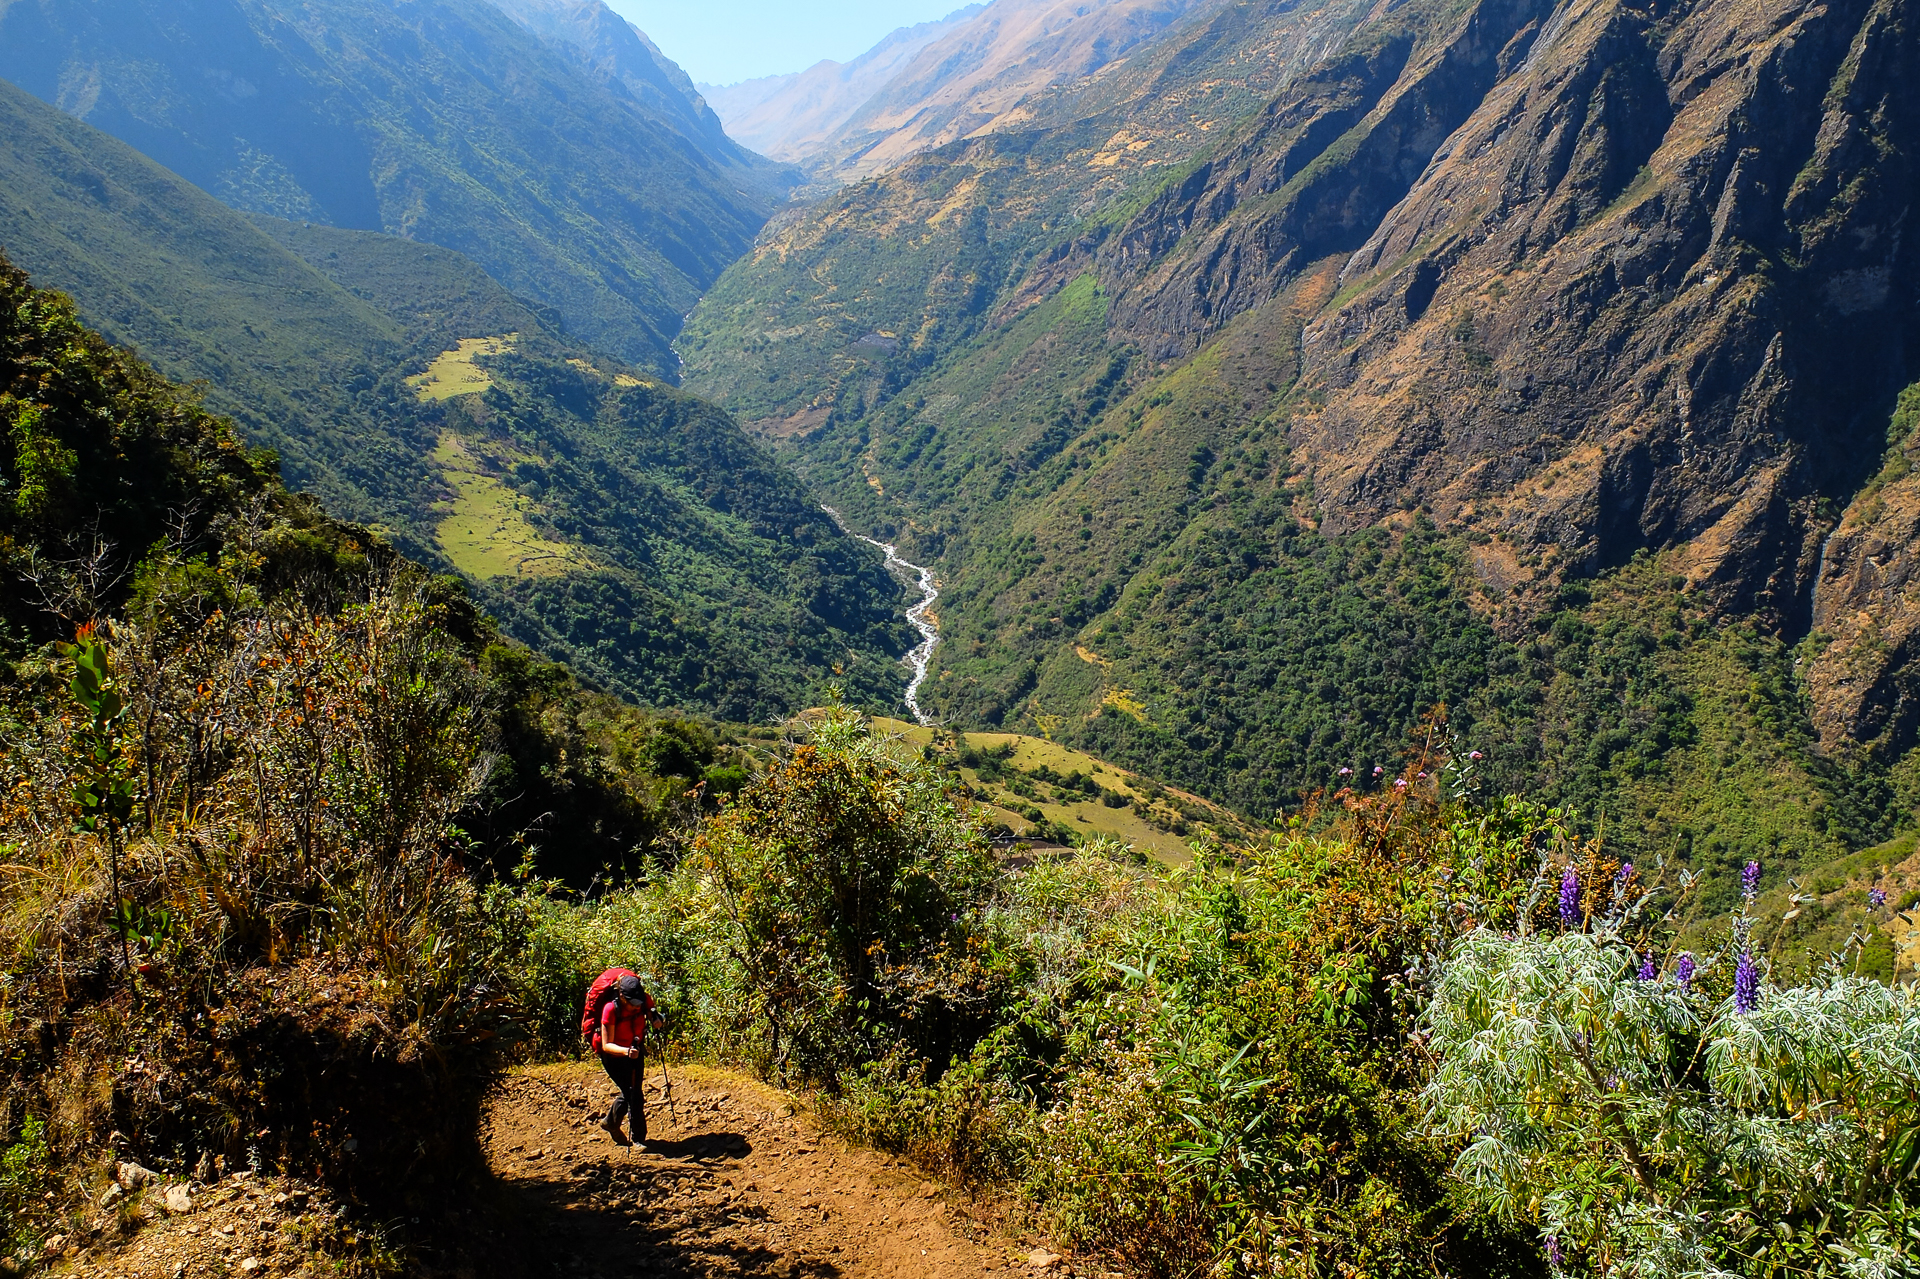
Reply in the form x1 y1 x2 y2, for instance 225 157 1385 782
599 994 655 1053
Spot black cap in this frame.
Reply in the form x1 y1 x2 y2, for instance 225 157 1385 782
615 975 646 1001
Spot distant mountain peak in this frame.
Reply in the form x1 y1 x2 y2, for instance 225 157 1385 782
710 0 1226 178
700 4 988 164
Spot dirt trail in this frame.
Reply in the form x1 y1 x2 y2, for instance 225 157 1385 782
54 1062 1063 1279
455 1061 1044 1279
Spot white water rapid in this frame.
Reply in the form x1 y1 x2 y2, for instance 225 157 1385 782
824 507 940 725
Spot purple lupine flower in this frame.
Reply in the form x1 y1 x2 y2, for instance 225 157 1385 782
1676 952 1695 990
1394 777 1408 790
1637 952 1656 981
1616 862 1633 883
1546 1237 1565 1271
1742 860 1761 903
1373 764 1384 776
1869 887 1888 909
1338 766 1352 777
1559 865 1580 927
1468 750 1483 760
1734 947 1759 1014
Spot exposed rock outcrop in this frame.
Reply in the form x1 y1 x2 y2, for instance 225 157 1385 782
1807 387 1920 753
689 0 1920 758
1073 0 1915 658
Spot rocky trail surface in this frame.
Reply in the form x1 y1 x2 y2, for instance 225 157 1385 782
57 1063 1068 1279
459 1062 1033 1278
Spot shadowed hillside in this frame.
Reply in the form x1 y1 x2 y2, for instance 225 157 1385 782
0 0 788 374
0 83 913 718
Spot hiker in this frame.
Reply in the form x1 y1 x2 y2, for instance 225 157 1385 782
583 969 666 1146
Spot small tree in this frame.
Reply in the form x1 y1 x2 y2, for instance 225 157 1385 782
694 703 990 1083
64 625 137 972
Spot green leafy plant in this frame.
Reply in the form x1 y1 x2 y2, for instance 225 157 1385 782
694 701 994 1083
63 626 137 970
1423 909 1920 1275
0 1117 51 1255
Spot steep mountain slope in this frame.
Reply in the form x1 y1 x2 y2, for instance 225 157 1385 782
0 0 782 373
0 82 911 718
679 0 1380 427
0 77 413 532
489 0 794 196
810 0 1237 181
685 0 1920 868
1061 0 1918 716
699 5 986 164
1087 0 1917 612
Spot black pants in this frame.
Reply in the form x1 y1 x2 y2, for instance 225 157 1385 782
602 1047 645 1141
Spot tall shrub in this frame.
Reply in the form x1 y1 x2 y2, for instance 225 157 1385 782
692 703 994 1082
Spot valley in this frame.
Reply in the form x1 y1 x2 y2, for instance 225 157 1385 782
1 0 1918 1272
679 0 1920 886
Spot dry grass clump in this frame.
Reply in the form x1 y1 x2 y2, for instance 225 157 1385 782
0 572 521 1233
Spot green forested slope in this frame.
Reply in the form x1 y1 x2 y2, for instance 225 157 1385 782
680 0 1920 882
0 78 419 531
0 85 912 718
780 253 1900 895
677 0 1374 428
0 0 783 374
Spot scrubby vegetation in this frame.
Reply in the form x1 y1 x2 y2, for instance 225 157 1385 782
520 706 1919 1278
2 246 1913 1279
0 255 760 1255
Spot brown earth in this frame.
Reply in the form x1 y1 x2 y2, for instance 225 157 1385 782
457 1062 1045 1279
45 1064 1074 1279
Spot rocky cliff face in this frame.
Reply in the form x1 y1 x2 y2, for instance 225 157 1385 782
1807 385 1920 753
688 0 1920 762
1032 0 1917 729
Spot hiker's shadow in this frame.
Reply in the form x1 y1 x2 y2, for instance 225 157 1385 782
642 1129 752 1161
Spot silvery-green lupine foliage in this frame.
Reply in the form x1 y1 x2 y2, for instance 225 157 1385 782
1422 915 1920 1277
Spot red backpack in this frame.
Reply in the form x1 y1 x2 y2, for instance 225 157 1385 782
581 968 638 1052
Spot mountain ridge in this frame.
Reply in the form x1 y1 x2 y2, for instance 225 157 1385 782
701 0 1243 183
0 77 915 718
698 4 986 163
0 0 781 374
488 0 796 197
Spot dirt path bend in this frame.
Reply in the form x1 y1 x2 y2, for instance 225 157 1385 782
462 1061 1042 1279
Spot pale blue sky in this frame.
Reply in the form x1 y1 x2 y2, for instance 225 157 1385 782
606 0 968 86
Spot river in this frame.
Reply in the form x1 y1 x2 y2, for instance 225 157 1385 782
824 507 940 725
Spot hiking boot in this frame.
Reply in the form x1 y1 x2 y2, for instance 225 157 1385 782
600 1116 630 1146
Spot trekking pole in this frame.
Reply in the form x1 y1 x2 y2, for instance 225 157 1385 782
657 1032 678 1126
